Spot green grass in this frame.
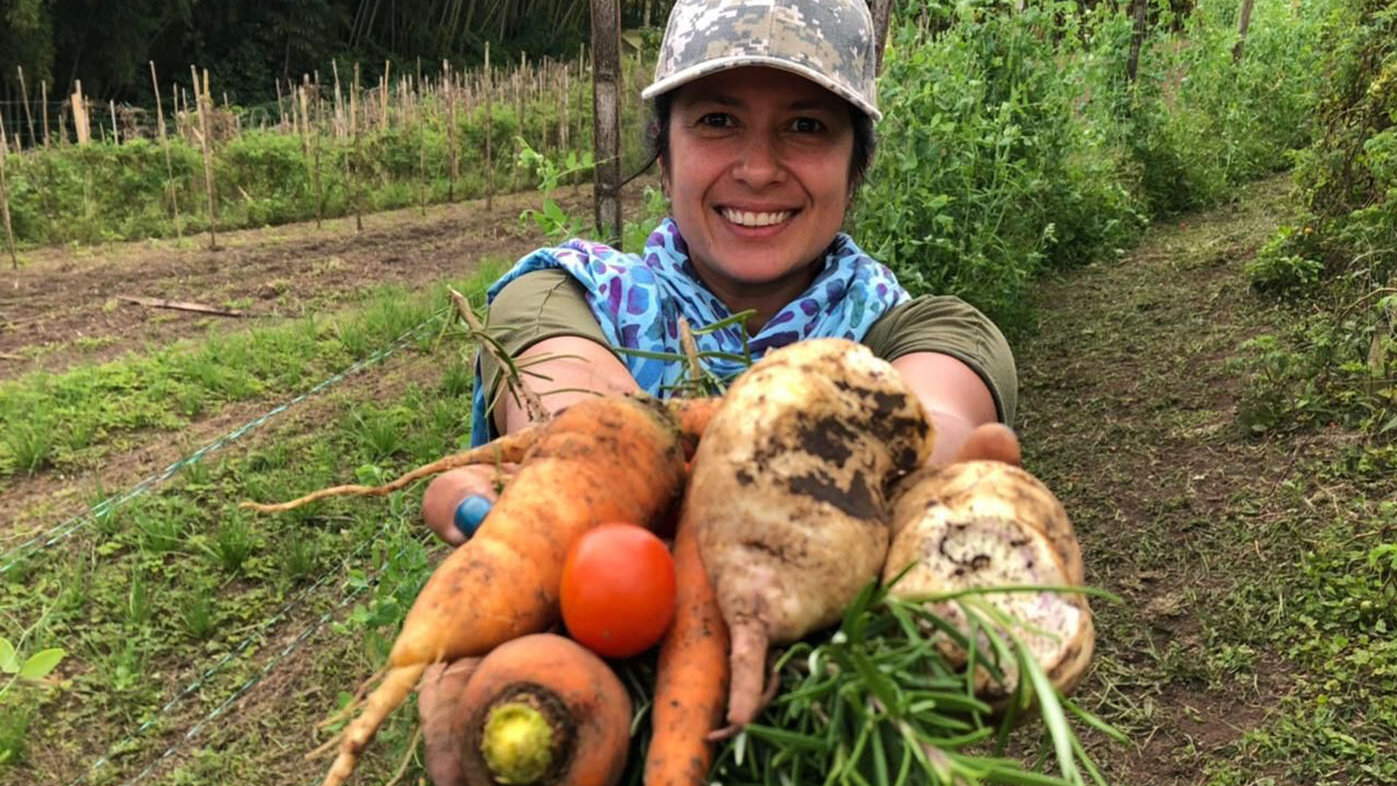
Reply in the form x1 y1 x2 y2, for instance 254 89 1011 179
0 264 506 482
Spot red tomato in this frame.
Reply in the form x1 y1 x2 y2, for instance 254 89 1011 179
560 523 676 658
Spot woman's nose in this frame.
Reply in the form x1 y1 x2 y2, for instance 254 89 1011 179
732 133 784 187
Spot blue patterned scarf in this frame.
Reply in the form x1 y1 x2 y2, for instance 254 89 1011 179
470 218 908 446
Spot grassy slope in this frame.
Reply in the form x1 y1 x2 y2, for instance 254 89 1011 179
1019 174 1395 785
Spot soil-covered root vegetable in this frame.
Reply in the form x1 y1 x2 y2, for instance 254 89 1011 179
686 338 934 727
313 395 688 786
883 460 1094 705
644 506 730 786
452 633 632 786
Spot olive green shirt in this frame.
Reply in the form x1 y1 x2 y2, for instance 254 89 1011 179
480 269 1017 428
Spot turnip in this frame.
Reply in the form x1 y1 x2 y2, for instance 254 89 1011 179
685 338 934 726
883 460 1094 704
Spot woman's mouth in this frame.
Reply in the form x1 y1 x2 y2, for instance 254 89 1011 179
717 207 795 228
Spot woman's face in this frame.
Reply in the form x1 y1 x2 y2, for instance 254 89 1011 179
662 67 855 297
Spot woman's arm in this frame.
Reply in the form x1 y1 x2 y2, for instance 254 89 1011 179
492 335 641 435
891 351 1007 466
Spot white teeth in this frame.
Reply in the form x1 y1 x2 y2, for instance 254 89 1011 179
721 208 792 227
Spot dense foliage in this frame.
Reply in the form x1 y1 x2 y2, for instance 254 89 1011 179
854 0 1330 334
1236 0 1396 441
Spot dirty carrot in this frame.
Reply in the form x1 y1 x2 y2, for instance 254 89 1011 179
455 633 632 786
247 394 687 785
644 503 730 786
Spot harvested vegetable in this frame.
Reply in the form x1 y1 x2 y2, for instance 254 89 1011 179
644 504 730 786
561 522 677 659
883 460 1094 703
251 394 688 786
684 338 934 727
453 633 632 786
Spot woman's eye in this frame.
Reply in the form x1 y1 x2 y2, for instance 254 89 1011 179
698 113 734 128
791 117 825 134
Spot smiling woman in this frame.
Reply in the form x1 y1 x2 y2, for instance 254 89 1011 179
416 1 1019 779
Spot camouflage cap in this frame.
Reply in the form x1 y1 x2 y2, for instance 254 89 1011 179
641 0 881 121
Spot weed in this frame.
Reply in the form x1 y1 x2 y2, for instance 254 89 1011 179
0 705 31 765
209 513 256 576
282 536 320 586
3 421 54 476
181 594 217 641
440 361 472 399
348 409 406 463
125 571 152 626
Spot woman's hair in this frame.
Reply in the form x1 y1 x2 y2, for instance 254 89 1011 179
644 91 878 193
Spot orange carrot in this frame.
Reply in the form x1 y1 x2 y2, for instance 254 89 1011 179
287 394 687 786
453 633 632 786
644 503 730 786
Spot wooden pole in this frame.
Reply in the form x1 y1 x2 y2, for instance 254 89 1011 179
0 117 18 269
485 43 494 212
444 60 459 202
150 61 182 238
590 0 623 246
192 66 218 249
871 0 893 76
1233 0 1257 64
1127 0 1149 83
16 66 35 148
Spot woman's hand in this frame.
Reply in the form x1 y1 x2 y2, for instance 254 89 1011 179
952 422 1021 465
418 658 482 786
421 464 517 545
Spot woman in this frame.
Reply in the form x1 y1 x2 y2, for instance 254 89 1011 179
417 0 1018 781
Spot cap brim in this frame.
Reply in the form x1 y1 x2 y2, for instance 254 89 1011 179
640 56 881 122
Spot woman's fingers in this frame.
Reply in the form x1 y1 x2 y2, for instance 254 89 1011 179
418 659 482 786
953 423 1022 466
421 464 519 545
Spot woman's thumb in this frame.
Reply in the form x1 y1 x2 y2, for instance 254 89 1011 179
953 423 1022 466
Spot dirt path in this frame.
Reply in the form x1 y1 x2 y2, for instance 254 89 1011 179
1016 175 1317 784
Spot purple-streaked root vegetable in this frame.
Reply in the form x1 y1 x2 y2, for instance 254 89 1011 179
883 460 1094 705
686 338 934 727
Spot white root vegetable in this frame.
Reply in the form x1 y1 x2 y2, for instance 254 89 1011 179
883 460 1094 705
686 338 934 726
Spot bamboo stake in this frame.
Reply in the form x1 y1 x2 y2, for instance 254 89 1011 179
109 100 119 144
16 66 35 148
312 71 324 228
484 43 494 212
0 117 17 269
192 66 218 249
416 59 427 216
276 78 287 131
71 81 90 146
351 62 363 232
332 60 345 138
513 53 526 190
444 60 458 202
380 60 391 131
150 61 182 238
299 75 312 156
40 80 49 147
